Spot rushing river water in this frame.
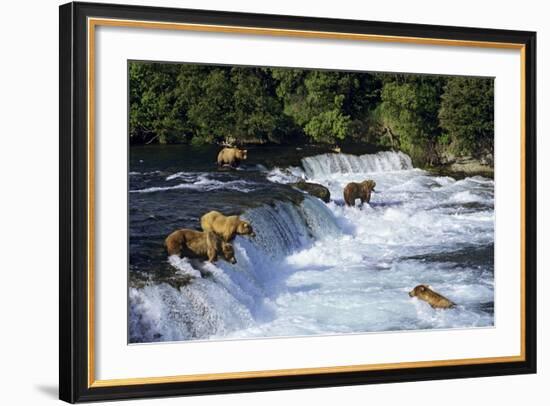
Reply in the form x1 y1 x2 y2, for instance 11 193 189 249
128 145 494 343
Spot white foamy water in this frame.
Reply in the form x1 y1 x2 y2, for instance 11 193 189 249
168 256 202 279
302 150 413 177
130 172 256 193
130 151 494 343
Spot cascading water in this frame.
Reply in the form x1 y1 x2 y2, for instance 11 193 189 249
129 195 342 342
129 149 494 343
302 150 413 178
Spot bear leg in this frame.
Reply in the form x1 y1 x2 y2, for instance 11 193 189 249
165 240 181 256
207 246 218 262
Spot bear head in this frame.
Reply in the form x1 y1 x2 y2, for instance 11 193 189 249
236 149 248 160
409 284 432 297
361 179 376 192
237 220 255 237
221 242 237 264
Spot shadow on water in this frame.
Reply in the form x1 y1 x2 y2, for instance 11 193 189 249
369 200 404 208
287 283 323 294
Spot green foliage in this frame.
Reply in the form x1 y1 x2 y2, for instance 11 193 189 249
184 67 236 143
303 95 351 143
379 76 445 164
271 68 380 144
129 63 189 144
439 77 494 156
128 62 494 166
231 68 286 143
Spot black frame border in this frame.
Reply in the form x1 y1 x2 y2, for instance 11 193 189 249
59 1 536 403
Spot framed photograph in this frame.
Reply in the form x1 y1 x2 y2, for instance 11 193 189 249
59 1 536 403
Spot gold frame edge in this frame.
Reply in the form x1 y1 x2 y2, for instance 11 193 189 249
86 17 527 388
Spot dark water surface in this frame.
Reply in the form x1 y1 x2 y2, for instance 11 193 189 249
129 145 329 285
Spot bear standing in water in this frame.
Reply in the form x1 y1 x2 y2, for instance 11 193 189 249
164 229 236 264
408 285 456 309
343 179 376 206
217 147 248 168
201 210 255 242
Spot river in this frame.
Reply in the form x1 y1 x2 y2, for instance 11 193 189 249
128 145 494 343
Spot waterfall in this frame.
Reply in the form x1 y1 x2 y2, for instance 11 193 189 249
129 195 341 343
301 151 413 178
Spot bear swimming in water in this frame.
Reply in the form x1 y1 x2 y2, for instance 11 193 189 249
409 285 456 309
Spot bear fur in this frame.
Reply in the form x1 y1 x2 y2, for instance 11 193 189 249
217 147 248 167
200 210 255 242
343 180 376 206
164 228 236 264
408 284 456 309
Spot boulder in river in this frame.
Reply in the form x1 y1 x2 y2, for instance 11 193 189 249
291 181 331 203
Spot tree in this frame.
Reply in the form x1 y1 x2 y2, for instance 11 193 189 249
379 75 446 164
174 66 289 145
231 67 286 143
438 77 494 157
183 67 236 144
303 95 351 142
129 63 188 144
272 69 381 144
127 62 494 168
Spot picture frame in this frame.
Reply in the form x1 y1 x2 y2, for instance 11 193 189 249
59 1 537 403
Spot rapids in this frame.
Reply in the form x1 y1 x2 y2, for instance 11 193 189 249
129 147 494 343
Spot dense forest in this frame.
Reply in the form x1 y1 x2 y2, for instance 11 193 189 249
129 62 494 165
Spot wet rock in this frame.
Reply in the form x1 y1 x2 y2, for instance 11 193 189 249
291 181 331 203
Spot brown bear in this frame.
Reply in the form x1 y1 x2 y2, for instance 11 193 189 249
217 147 248 167
164 228 236 264
343 179 376 206
200 210 255 242
408 285 456 309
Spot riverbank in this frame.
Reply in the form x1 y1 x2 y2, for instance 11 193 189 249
424 156 494 180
